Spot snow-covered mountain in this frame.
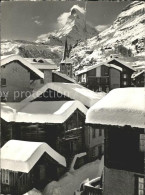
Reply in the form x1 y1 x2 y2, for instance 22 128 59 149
1 1 145 71
36 5 98 45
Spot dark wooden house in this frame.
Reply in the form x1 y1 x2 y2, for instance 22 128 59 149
1 55 44 102
1 100 87 165
86 87 144 195
1 140 66 194
76 58 135 92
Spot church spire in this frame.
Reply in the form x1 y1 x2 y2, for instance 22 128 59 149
63 37 70 61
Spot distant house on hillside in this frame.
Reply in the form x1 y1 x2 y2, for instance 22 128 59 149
1 55 44 102
86 88 144 195
1 140 66 194
76 58 135 92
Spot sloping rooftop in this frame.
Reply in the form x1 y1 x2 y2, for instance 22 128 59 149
22 83 106 108
25 58 57 70
53 70 76 83
1 100 87 123
1 55 44 79
1 140 66 173
86 88 144 128
76 58 135 76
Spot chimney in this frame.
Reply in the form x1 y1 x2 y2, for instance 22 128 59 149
44 69 52 84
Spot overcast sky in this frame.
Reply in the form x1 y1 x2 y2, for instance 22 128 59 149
2 1 130 41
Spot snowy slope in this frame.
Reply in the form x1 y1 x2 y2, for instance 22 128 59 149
1 2 145 71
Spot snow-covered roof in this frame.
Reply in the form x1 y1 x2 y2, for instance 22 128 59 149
53 70 76 83
1 55 44 79
61 57 73 64
25 58 57 70
34 64 57 70
22 83 106 108
76 61 122 76
86 88 144 129
1 140 66 173
132 70 145 79
1 101 87 123
108 58 135 71
76 58 135 76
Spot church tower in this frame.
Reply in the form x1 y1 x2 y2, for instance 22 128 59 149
60 38 73 78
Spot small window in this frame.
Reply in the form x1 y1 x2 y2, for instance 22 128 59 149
123 74 127 78
99 129 102 136
2 169 9 185
92 128 96 138
138 177 144 195
140 134 145 152
1 78 6 87
123 81 127 86
40 79 44 84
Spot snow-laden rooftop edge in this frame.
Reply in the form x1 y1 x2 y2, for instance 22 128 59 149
1 100 87 123
1 54 44 79
1 140 66 173
86 87 145 128
22 82 106 108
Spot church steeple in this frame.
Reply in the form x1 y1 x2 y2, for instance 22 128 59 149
62 37 70 61
60 38 73 78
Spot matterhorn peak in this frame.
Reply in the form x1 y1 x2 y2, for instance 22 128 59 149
37 5 97 46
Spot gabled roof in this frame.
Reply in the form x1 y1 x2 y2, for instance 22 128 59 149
86 88 144 129
108 58 135 71
76 61 122 76
22 83 106 108
1 140 66 173
1 100 87 123
76 58 135 76
1 55 44 79
53 70 76 83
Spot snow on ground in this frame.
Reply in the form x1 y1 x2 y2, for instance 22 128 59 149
24 188 42 195
43 159 101 195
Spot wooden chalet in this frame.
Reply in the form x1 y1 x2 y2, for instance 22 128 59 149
76 58 135 92
86 87 144 195
1 55 44 102
1 100 87 166
1 140 66 194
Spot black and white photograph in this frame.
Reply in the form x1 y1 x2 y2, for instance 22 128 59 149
0 0 145 195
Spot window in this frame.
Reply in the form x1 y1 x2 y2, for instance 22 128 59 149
40 79 44 84
92 128 96 138
123 81 127 86
2 169 10 185
1 78 6 87
99 129 102 136
138 177 144 195
123 74 127 78
140 134 145 152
